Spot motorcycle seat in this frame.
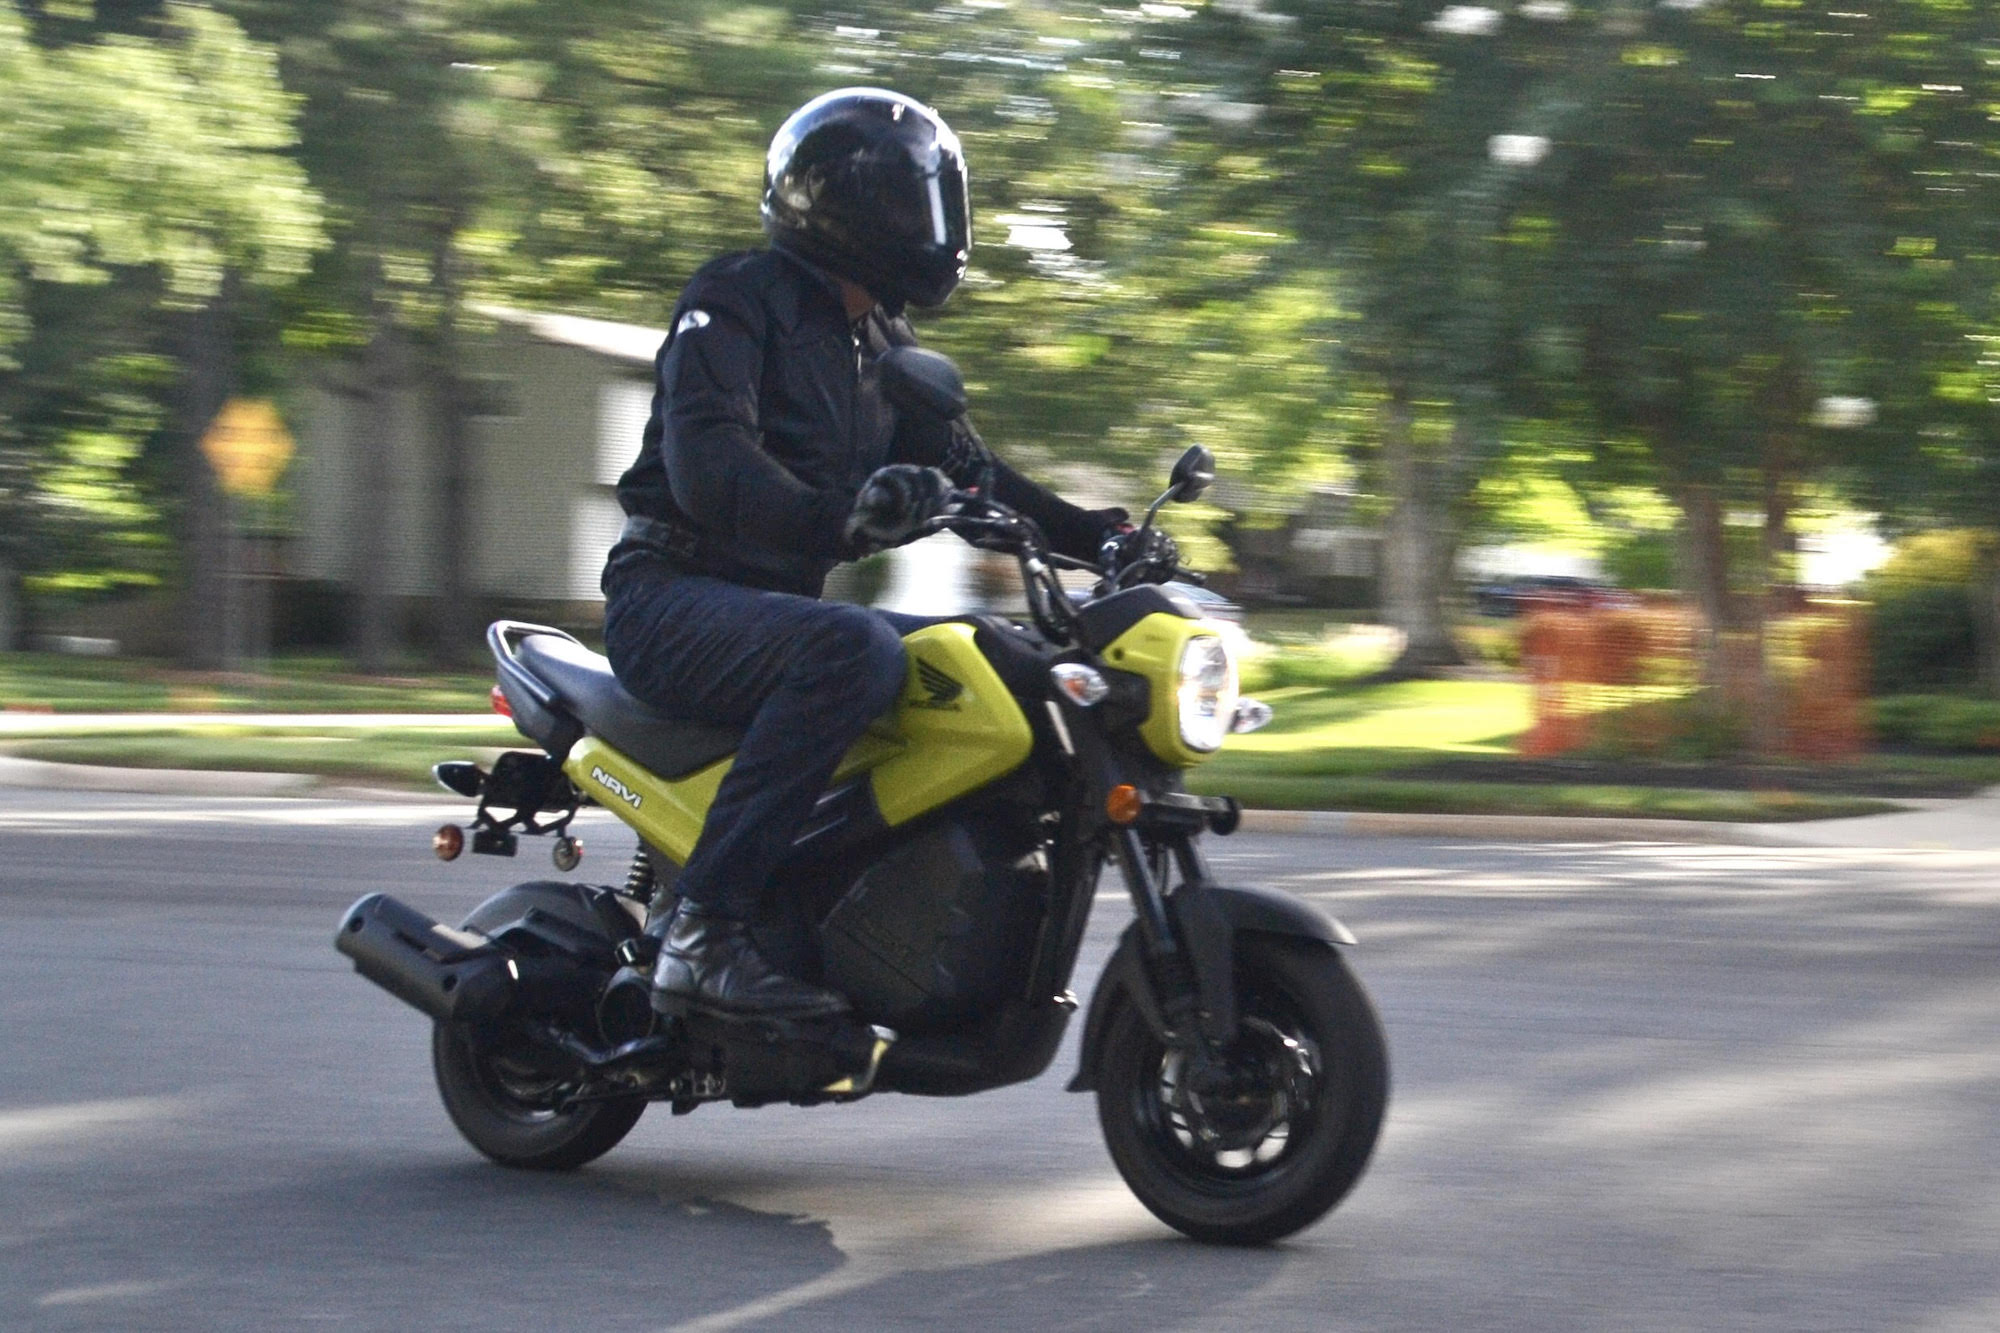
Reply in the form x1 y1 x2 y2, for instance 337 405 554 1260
514 634 743 780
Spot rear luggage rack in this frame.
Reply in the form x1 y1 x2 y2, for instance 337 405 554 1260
488 620 586 757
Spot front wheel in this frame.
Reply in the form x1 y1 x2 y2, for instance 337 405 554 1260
432 1023 645 1170
1095 935 1388 1244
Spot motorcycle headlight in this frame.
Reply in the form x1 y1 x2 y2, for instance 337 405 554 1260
1175 633 1239 754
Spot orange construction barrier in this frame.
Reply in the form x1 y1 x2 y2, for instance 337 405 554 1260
1517 600 1867 760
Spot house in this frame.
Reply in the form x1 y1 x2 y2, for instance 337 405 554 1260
291 307 657 631
289 305 977 646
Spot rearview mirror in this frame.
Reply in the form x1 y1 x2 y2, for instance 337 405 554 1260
1168 445 1215 502
878 346 969 421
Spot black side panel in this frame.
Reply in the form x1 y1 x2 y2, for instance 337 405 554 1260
817 814 1047 1034
873 997 1072 1097
964 614 1056 697
1075 584 1200 648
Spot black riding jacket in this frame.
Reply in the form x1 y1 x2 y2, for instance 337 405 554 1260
607 248 1108 598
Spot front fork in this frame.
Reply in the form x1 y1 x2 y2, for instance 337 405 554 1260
1110 823 1240 1054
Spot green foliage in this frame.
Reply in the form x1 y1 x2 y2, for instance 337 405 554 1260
0 1 325 627
0 2 323 318
1869 527 1994 589
1456 620 1522 671
1872 694 2000 753
1603 530 1678 591
1863 528 1993 692
5 0 2000 668
1869 582 1979 692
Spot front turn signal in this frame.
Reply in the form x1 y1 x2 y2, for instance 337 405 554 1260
1106 784 1144 825
1230 698 1274 734
1050 663 1110 707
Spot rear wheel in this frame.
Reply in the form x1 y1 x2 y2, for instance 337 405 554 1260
1095 936 1387 1244
432 1024 645 1170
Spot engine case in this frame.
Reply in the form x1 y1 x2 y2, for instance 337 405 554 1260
817 814 1047 1034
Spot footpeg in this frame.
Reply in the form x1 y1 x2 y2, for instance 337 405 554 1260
614 935 660 969
822 1026 897 1097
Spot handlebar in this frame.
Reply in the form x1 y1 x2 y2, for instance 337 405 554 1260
922 490 1201 644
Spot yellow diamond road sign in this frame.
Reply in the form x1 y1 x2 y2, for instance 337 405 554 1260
200 399 295 498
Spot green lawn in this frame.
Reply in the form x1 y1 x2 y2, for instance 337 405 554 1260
1188 773 1895 822
1220 679 1532 769
0 652 497 714
7 725 526 787
3 670 1978 820
1185 677 1915 820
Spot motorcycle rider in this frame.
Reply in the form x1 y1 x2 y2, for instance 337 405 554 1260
602 88 1148 1022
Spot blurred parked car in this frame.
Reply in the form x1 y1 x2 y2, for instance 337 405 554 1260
1472 575 1637 617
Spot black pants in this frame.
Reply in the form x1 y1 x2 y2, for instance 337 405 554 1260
603 561 930 920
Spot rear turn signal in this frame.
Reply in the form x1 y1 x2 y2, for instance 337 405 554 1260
1106 784 1143 825
489 684 512 717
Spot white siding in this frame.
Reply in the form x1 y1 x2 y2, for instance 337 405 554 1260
597 378 652 485
570 491 627 601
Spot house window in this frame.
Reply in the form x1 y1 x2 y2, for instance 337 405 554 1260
597 378 652 485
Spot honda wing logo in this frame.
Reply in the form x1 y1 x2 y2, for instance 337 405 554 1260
912 658 965 710
591 765 643 809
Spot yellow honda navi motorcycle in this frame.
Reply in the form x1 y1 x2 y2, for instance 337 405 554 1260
335 351 1387 1244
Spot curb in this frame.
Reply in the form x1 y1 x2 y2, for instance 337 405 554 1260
1 755 1822 844
1235 808 1772 844
0 755 319 798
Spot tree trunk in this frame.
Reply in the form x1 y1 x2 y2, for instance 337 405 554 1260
177 279 237 669
349 299 401 674
0 559 17 652
1972 542 2000 698
1379 389 1464 675
1750 456 1793 755
1675 482 1729 681
426 223 478 666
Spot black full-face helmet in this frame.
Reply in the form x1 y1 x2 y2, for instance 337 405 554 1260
762 88 971 310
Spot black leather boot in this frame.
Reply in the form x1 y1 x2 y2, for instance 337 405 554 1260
650 901 850 1020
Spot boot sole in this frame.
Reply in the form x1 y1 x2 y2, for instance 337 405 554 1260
650 990 851 1024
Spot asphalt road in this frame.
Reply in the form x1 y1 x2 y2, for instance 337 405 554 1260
2 790 1996 1332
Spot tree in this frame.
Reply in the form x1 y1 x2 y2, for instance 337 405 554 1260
1524 0 1999 718
0 1 322 653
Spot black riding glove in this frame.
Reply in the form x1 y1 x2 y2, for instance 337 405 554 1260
937 419 995 492
1101 523 1180 584
845 464 954 556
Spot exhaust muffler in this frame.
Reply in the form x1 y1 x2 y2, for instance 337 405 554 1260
335 893 516 1024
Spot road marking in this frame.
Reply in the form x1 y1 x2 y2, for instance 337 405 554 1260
0 1093 202 1153
38 1280 184 1309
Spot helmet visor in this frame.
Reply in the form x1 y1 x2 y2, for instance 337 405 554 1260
856 144 970 256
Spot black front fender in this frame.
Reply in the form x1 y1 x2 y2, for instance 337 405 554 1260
1066 883 1355 1093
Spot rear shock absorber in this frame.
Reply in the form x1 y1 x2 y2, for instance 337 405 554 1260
612 845 664 971
619 845 655 904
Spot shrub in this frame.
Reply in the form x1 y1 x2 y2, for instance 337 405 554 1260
1457 621 1521 670
1871 694 2000 752
1602 530 1677 591
1872 528 1991 588
1868 583 1978 693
